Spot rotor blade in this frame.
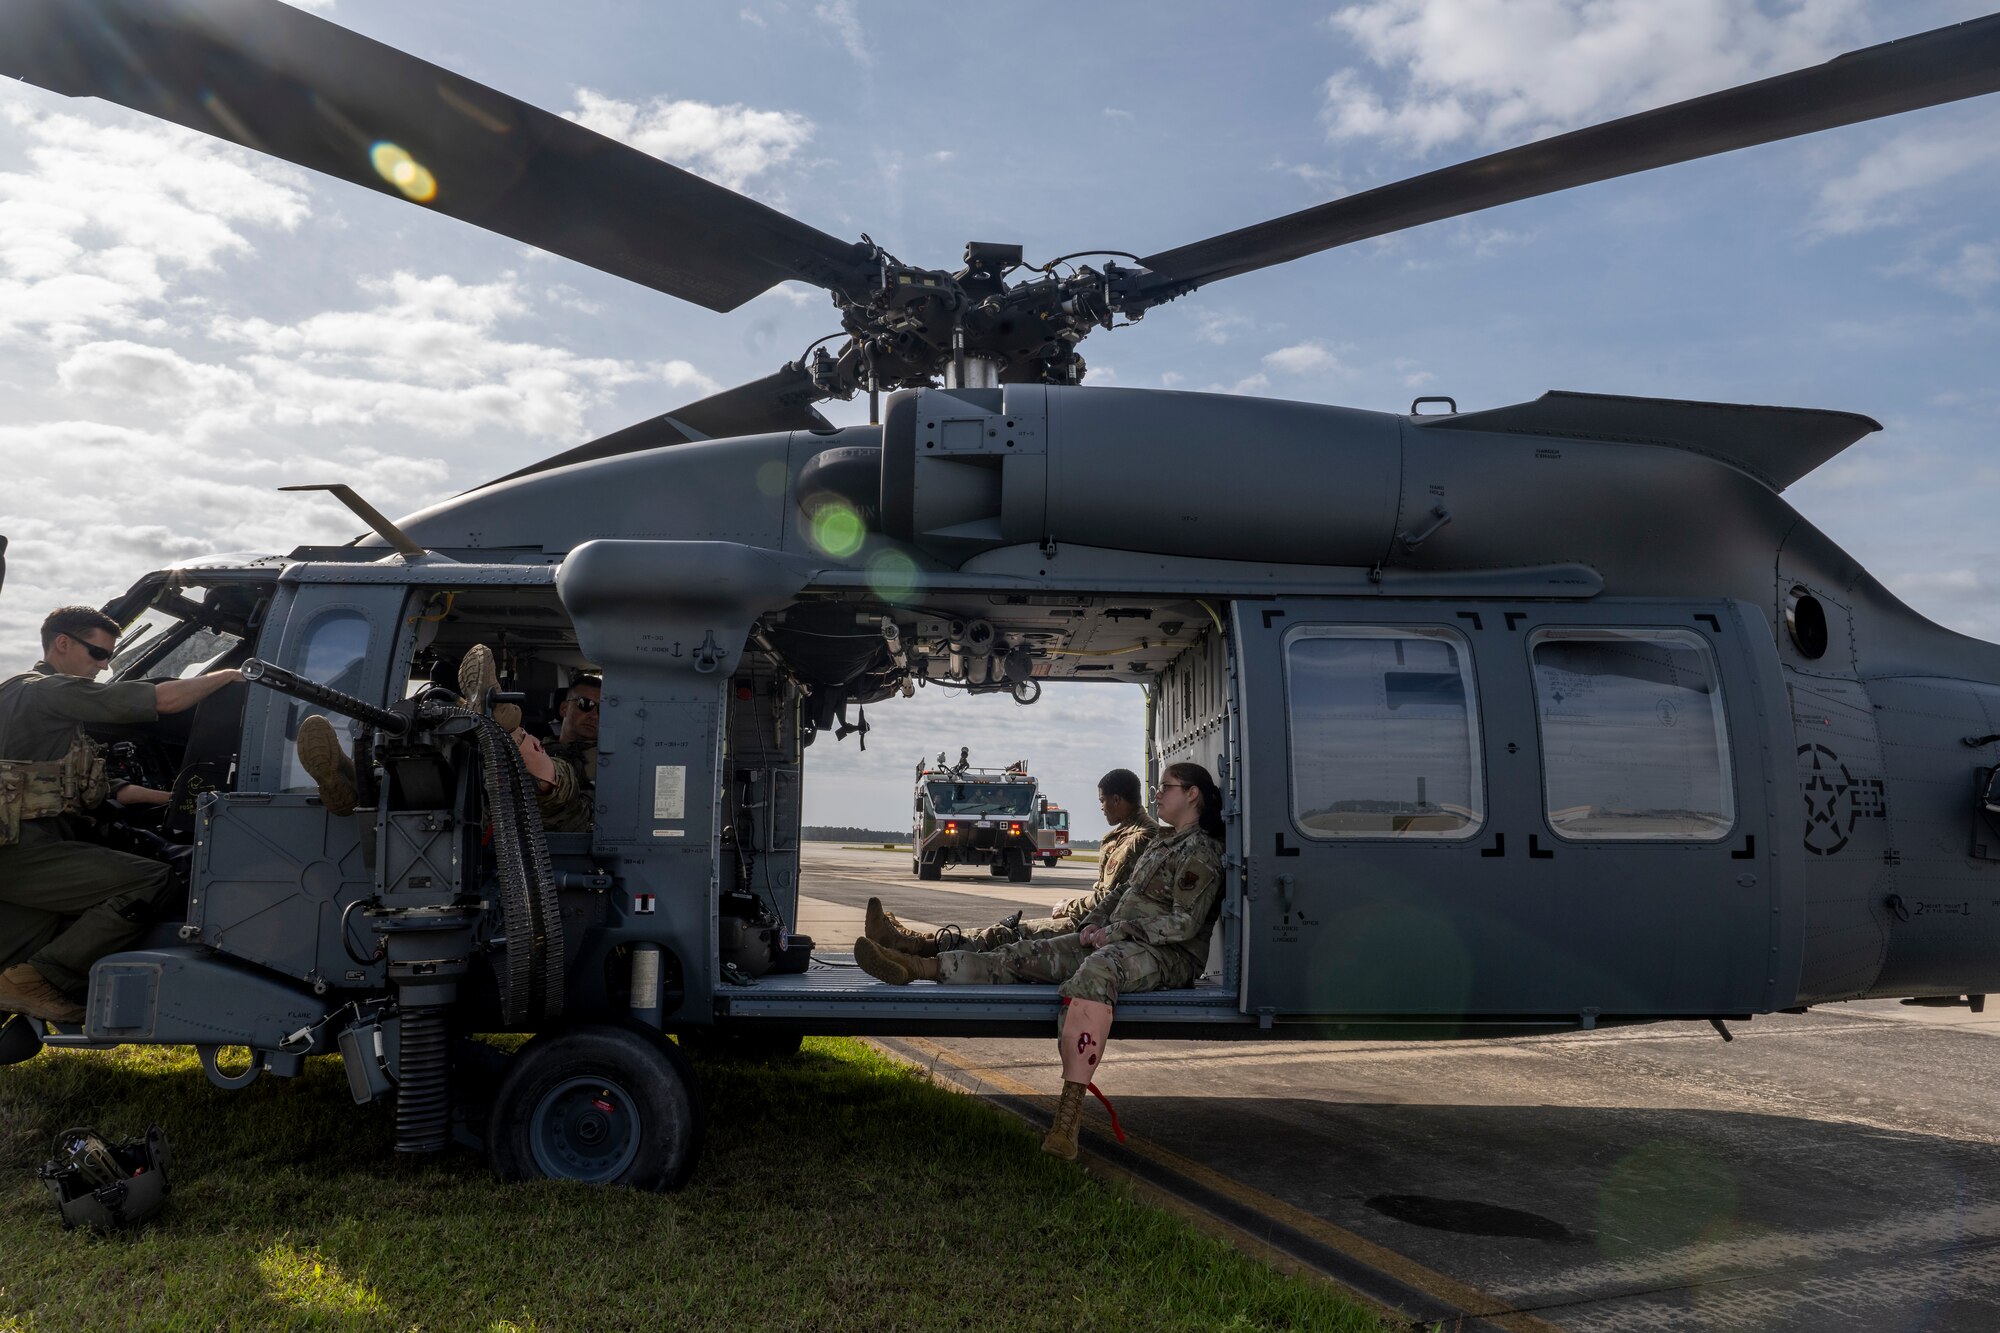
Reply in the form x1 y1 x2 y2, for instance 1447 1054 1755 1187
477 364 831 490
1 0 870 311
1132 13 2000 303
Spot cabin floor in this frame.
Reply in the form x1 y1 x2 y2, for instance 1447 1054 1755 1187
719 844 1240 1031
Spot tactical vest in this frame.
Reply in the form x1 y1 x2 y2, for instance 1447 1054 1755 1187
0 734 108 848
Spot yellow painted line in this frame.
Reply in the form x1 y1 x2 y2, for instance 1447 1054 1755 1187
870 1038 1377 1314
884 1035 1566 1333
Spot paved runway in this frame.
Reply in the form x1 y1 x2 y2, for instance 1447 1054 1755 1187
798 843 2000 1332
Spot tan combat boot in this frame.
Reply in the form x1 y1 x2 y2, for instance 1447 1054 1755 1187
458 644 499 711
296 714 358 817
1042 1080 1087 1159
853 937 940 985
0 965 86 1024
864 898 938 957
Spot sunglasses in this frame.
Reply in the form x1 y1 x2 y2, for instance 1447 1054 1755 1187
69 638 113 663
564 696 599 713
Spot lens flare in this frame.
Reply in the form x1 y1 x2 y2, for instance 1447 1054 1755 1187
808 500 866 559
866 549 922 603
369 142 438 203
755 459 789 498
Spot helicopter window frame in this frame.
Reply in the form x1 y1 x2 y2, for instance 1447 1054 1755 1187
1280 623 1487 843
274 608 375 794
1527 626 1737 843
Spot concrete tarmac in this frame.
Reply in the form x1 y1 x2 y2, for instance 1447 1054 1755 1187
799 843 2000 1332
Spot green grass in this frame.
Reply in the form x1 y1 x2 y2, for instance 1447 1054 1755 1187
0 1039 1397 1332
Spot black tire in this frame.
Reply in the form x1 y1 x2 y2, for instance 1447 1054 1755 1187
910 858 919 876
487 1024 703 1191
1043 856 1058 868
1008 856 1033 884
683 1028 804 1064
918 858 942 882
988 861 1008 878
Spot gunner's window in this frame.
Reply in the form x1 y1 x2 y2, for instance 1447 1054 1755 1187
1529 627 1734 840
277 610 372 793
1284 626 1484 839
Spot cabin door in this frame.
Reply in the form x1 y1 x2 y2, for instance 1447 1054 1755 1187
1232 598 1781 1022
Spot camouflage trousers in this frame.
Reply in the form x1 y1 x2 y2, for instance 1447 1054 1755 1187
936 933 1203 1006
937 915 1073 952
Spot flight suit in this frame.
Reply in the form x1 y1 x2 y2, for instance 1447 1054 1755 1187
0 665 173 996
537 739 597 833
940 812 1159 950
936 824 1224 1005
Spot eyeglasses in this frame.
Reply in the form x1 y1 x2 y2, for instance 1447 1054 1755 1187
69 639 113 663
564 696 599 712
1155 782 1190 794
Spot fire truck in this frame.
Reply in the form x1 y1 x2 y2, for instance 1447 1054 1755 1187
910 751 1040 882
1033 799 1072 868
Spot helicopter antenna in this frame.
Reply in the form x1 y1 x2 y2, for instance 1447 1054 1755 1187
279 484 430 560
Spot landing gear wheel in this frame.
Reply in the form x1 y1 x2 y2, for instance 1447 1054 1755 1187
1008 856 1033 884
911 858 919 876
487 1025 703 1191
918 858 941 882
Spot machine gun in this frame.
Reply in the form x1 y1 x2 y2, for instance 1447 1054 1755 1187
240 657 414 734
227 656 564 1152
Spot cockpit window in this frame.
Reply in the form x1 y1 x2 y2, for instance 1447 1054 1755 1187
926 782 1037 816
1529 628 1734 841
1285 626 1484 839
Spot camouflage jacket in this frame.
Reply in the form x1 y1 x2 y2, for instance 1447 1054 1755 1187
537 739 597 834
1098 824 1224 962
1060 813 1160 923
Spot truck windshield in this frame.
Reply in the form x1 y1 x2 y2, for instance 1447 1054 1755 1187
927 782 1037 816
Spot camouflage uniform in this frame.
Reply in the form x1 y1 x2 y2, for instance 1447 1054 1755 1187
942 813 1160 951
0 665 174 994
537 739 597 833
936 824 1224 1005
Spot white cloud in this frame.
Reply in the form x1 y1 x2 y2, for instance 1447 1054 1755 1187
814 0 872 65
0 419 449 662
1263 341 1342 375
661 359 725 398
563 90 814 192
1322 0 1867 154
1885 238 2000 294
0 104 309 343
1192 308 1252 345
1813 112 2000 235
56 340 252 410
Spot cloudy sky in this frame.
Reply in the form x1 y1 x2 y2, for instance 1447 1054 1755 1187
2 0 1996 835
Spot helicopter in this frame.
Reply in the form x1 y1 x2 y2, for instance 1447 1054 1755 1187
2 0 1999 1191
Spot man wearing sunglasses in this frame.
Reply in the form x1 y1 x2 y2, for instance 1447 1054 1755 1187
510 673 600 833
0 606 244 1024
